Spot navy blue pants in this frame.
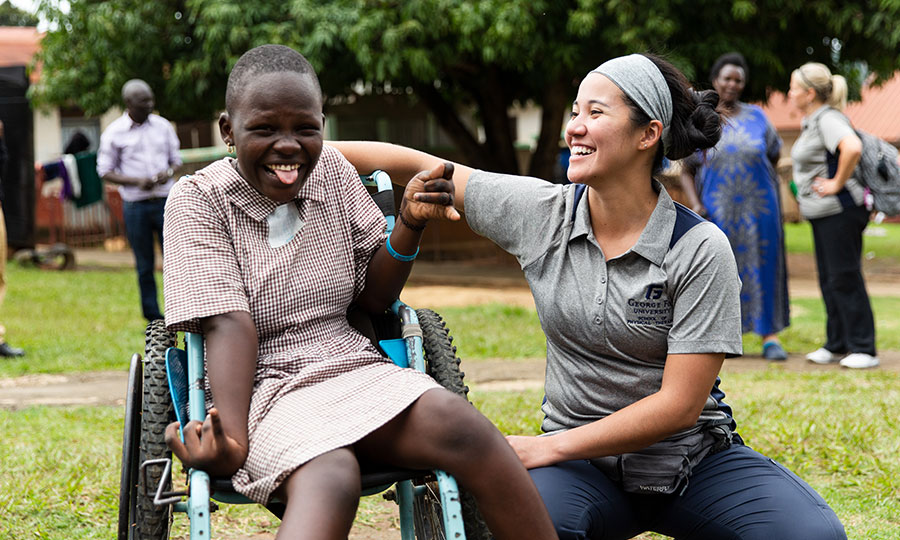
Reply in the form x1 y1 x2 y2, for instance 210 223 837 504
123 198 166 321
530 444 846 540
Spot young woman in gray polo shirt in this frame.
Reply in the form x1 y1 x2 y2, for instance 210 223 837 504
335 53 845 540
788 62 878 369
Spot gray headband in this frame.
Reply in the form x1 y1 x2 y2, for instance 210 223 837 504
592 54 673 151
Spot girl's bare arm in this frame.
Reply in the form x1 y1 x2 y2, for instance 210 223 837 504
330 141 474 213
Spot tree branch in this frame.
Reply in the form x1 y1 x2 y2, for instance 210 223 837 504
528 76 571 181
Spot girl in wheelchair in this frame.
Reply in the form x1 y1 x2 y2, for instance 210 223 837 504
162 44 557 539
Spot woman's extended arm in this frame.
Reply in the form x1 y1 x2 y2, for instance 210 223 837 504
507 352 724 469
330 141 474 213
165 311 258 476
812 132 862 196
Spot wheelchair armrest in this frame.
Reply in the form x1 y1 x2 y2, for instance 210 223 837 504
347 304 403 355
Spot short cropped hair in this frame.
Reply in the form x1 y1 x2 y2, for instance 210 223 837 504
122 79 152 102
709 52 749 84
225 44 322 113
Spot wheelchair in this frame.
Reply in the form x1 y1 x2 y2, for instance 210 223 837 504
117 171 491 539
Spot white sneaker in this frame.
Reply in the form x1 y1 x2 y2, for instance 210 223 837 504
806 348 838 364
840 353 880 369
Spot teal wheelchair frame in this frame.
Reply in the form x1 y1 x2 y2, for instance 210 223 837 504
117 172 489 539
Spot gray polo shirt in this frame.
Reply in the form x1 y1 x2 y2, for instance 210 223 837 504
465 171 743 438
790 105 865 219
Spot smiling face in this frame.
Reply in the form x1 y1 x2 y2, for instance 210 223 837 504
564 73 646 184
712 64 745 107
220 71 324 203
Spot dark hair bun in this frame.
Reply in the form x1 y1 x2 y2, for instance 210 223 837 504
665 89 722 160
634 54 726 173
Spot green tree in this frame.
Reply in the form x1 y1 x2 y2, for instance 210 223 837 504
31 0 900 179
0 0 39 26
31 0 202 120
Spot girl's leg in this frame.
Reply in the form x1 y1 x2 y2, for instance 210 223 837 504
653 444 846 540
274 447 361 540
356 388 558 540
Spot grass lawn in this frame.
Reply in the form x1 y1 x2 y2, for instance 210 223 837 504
5 262 898 376
0 265 151 376
784 221 900 260
2 369 898 539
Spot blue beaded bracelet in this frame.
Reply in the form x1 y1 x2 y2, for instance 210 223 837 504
385 235 419 262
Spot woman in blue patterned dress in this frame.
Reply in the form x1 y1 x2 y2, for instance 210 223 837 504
679 52 790 360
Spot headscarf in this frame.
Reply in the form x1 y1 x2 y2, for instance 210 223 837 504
592 54 672 151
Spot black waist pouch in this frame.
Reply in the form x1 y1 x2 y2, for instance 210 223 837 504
590 422 732 496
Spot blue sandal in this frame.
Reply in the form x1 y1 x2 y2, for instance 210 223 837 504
762 341 788 361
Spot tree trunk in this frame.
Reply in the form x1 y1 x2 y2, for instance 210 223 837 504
413 82 491 170
464 68 520 175
528 77 571 182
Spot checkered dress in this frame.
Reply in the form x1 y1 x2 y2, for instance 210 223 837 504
163 147 439 503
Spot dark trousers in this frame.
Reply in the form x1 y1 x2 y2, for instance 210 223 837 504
123 198 166 321
530 444 846 540
809 205 876 355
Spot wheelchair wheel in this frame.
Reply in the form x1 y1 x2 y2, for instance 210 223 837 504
117 353 143 540
411 480 449 540
134 319 176 539
416 309 493 540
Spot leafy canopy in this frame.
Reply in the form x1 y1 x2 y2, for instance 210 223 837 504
0 0 39 26
30 0 900 177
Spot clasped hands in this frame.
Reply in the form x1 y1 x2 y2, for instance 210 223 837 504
138 169 174 190
399 162 461 228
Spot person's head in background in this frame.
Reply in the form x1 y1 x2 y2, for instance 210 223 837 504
219 44 324 204
709 52 749 111
64 130 91 155
788 62 848 114
122 79 155 125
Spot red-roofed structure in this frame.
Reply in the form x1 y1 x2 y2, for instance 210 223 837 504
0 26 42 82
760 73 900 149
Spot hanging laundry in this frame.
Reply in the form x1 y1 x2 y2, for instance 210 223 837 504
41 153 102 207
72 152 102 208
61 154 81 199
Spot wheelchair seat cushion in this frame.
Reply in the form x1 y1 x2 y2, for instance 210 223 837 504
162 151 440 505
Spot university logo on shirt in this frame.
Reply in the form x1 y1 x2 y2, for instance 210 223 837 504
625 284 673 326
645 284 664 300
